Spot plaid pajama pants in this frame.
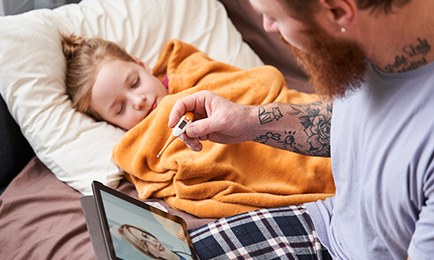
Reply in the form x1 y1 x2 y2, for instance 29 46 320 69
189 205 332 260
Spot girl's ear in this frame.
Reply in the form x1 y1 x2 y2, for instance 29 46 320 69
132 56 152 73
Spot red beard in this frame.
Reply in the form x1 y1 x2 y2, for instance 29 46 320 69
282 24 367 99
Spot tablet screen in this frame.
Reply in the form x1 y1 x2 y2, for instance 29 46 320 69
92 181 197 260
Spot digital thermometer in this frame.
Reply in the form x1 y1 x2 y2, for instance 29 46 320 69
172 112 194 137
157 112 194 158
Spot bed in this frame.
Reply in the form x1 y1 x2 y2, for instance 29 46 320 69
0 0 314 258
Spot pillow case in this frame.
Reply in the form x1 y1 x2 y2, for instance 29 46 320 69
0 0 264 195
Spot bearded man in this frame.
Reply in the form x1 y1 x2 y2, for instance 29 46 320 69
171 0 434 259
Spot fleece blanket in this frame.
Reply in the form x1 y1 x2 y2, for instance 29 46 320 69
112 40 335 218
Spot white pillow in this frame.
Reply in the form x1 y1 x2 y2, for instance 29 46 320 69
0 0 263 195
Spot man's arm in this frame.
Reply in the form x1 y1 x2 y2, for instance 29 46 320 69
169 91 332 157
252 100 332 157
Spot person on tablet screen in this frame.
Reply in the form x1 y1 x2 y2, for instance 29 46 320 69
110 224 192 260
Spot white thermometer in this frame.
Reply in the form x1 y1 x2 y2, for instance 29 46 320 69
157 112 194 158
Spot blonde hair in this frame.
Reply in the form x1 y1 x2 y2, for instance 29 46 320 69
118 224 162 259
61 33 137 120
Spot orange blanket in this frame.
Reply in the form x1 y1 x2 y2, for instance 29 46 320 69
112 40 335 218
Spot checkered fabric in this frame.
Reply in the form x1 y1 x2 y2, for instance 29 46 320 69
189 205 331 260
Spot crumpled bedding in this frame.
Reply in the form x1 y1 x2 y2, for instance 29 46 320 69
112 40 335 219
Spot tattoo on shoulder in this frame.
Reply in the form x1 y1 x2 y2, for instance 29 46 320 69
385 38 431 72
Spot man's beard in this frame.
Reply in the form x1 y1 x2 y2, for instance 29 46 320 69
282 23 367 99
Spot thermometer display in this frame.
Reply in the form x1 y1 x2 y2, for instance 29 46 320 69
178 120 187 130
172 112 193 137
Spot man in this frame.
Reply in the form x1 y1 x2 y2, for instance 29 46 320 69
171 0 434 259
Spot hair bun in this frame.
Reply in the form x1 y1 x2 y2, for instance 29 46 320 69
61 33 86 60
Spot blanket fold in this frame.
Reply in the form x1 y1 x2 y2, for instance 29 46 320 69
112 40 335 218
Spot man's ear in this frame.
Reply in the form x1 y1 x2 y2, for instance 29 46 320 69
132 56 152 73
318 0 357 32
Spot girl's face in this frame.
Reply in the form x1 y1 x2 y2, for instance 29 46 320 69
128 226 176 259
90 58 168 130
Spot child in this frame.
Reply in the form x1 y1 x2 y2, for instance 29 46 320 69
62 34 168 131
61 34 335 219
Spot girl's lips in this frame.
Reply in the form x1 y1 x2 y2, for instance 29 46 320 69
159 244 165 251
146 100 157 117
151 101 157 111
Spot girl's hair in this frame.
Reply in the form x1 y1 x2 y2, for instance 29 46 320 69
280 0 412 22
117 224 162 259
61 34 137 120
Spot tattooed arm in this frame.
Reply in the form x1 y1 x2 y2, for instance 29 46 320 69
169 90 332 157
253 100 332 157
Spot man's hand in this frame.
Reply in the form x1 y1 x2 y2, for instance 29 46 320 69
169 90 254 151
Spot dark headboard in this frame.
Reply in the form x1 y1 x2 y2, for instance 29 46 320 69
0 96 34 192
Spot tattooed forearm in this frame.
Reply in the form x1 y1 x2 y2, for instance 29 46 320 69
259 106 283 124
385 38 431 72
290 101 332 156
254 131 305 153
254 100 332 157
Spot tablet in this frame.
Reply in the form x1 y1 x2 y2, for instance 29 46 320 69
91 180 198 260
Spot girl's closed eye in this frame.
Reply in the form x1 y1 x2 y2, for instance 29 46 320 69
117 102 125 115
132 76 140 89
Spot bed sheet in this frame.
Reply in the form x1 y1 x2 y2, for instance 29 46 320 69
0 157 216 259
0 1 312 258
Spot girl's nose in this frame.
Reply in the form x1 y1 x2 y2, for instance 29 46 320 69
133 95 146 110
147 239 158 248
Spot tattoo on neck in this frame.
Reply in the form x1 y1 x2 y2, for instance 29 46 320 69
385 38 431 73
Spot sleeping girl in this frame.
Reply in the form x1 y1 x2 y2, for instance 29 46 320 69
61 34 335 219
62 34 168 131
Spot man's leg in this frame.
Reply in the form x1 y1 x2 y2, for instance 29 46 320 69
190 205 331 260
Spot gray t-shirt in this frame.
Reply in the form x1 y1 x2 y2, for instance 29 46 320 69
306 62 434 260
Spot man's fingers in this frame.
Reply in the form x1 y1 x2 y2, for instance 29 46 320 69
168 102 187 128
185 114 223 139
168 90 214 128
179 133 203 151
